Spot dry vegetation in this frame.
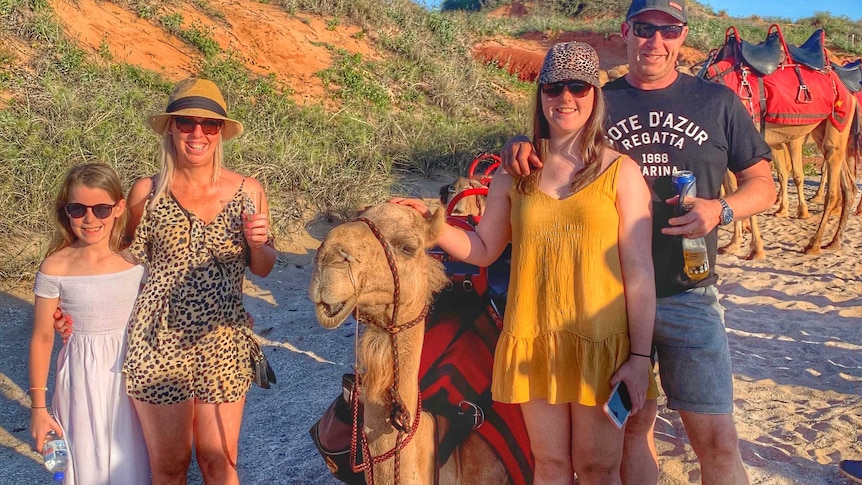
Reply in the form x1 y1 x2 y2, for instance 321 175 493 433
0 0 859 283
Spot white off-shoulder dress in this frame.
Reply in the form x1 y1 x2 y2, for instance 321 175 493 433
34 266 150 485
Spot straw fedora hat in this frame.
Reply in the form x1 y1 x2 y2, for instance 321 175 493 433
148 78 244 141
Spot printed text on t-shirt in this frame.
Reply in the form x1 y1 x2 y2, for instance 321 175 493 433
607 111 710 151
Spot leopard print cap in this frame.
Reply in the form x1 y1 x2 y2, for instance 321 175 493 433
539 41 600 88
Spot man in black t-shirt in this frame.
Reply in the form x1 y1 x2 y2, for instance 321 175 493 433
501 0 776 483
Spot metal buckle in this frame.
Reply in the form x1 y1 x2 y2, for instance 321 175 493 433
457 400 485 430
462 279 473 292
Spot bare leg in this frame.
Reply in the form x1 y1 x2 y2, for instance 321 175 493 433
678 411 749 485
621 399 658 485
521 399 574 485
194 397 246 485
570 403 625 485
134 398 194 485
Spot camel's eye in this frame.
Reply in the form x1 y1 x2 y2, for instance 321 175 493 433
448 185 456 193
392 237 418 257
399 244 418 257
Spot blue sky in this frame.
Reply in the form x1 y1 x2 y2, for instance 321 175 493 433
703 0 860 21
414 0 861 22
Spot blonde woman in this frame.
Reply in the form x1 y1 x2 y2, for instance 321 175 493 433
123 78 276 484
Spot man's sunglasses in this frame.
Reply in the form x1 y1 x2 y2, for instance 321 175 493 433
174 116 224 135
541 80 593 98
65 203 117 219
629 21 685 40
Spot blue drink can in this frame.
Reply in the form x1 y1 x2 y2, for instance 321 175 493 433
672 170 696 209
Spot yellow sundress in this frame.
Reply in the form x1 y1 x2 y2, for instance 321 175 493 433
492 156 659 405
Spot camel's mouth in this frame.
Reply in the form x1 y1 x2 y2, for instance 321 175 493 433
314 295 357 329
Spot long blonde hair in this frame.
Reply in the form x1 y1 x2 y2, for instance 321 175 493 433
516 85 609 194
47 163 128 256
148 121 224 210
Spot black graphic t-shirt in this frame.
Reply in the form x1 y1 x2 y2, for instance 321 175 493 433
603 74 772 297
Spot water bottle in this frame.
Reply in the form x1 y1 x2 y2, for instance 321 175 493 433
42 429 68 482
672 170 709 281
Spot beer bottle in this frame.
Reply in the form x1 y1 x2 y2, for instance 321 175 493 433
672 170 709 281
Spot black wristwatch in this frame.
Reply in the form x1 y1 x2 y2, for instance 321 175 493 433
719 198 734 225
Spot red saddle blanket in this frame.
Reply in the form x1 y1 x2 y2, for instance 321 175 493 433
706 59 767 123
419 289 534 485
762 66 853 131
707 61 852 131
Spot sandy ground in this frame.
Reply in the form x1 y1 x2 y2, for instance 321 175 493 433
1 174 860 484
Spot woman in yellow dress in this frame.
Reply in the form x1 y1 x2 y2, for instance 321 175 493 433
394 42 658 484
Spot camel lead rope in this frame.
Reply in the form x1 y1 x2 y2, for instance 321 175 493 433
347 217 428 485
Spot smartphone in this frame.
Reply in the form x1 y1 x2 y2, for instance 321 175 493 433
603 381 633 429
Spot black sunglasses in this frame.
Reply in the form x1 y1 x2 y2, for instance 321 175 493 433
65 203 117 219
174 116 224 135
629 21 685 40
541 80 593 98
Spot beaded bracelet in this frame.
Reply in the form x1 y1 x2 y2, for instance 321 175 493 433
630 352 652 359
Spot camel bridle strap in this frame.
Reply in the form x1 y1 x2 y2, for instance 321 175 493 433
354 217 429 333
348 216 427 485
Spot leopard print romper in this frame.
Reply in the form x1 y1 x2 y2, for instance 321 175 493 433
123 180 255 404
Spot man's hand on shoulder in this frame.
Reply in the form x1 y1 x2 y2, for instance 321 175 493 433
500 135 542 177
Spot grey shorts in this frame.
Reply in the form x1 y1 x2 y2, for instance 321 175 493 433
654 285 733 414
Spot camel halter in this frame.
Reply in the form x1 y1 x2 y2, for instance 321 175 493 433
348 216 427 485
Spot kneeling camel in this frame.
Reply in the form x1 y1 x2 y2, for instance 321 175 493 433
309 203 510 485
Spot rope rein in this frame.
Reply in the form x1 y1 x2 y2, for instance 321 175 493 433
347 217 428 485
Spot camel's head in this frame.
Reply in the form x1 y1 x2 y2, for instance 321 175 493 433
309 203 450 329
439 177 487 217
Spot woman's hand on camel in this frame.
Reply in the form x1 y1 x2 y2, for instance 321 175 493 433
389 197 432 218
609 356 652 415
53 308 72 344
30 409 62 451
243 212 270 250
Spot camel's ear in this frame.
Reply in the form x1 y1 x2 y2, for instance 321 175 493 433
424 207 447 249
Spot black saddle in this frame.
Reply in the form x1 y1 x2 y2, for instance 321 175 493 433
787 29 827 71
738 31 783 76
832 60 862 93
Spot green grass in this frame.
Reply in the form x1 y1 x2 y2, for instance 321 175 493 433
1 0 859 283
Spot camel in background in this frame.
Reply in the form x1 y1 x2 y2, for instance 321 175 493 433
719 171 766 259
439 176 486 219
309 203 511 484
698 26 861 255
762 95 859 254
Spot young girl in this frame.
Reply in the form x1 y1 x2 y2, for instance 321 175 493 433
395 42 658 484
29 163 150 484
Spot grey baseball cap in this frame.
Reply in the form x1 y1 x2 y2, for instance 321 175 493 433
626 0 688 23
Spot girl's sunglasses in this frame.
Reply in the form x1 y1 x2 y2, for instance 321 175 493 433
629 21 685 40
174 116 224 135
541 80 593 98
65 203 116 219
